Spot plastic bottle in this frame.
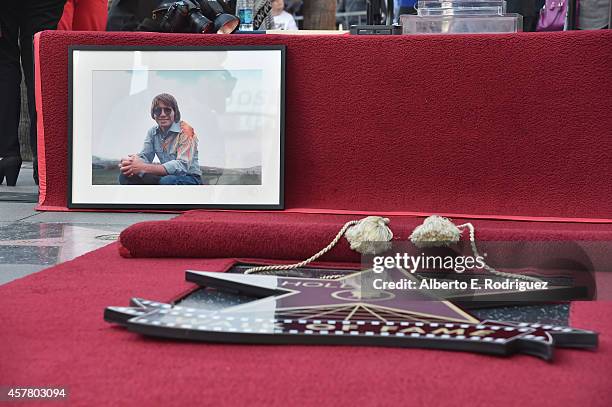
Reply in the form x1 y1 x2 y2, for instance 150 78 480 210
237 0 254 31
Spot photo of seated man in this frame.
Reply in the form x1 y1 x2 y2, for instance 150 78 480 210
118 93 202 185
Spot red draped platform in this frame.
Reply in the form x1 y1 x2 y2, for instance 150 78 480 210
34 30 612 221
3 29 609 405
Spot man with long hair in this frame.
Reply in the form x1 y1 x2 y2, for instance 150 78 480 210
119 93 202 185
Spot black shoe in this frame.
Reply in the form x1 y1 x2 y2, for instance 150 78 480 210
0 156 22 186
33 159 39 185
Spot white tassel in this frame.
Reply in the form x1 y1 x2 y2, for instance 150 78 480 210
244 216 394 274
409 216 542 283
409 215 461 248
345 216 393 254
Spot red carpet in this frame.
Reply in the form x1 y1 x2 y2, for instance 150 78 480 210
34 30 612 219
1 243 611 406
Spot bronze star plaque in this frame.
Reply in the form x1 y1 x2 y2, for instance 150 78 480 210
104 268 597 360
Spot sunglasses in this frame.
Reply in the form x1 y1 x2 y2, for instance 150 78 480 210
153 107 173 116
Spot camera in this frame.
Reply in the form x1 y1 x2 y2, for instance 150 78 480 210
151 0 239 33
152 0 214 33
199 0 240 33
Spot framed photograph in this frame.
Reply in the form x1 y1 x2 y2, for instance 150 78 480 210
68 45 285 209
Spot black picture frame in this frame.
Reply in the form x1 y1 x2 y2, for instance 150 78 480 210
68 45 285 210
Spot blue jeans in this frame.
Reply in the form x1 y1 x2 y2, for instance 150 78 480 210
119 173 201 185
159 174 201 185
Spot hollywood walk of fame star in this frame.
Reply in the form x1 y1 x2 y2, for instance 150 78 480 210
184 267 479 323
104 268 598 360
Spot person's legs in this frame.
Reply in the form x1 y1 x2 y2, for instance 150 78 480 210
20 0 67 184
119 173 161 185
159 174 201 185
0 4 24 185
0 4 23 160
141 173 161 184
118 173 138 185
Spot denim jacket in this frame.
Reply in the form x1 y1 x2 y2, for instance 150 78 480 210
138 121 202 176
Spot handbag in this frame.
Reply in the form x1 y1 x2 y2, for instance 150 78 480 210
536 0 567 31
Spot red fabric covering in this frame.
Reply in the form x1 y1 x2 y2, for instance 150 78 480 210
57 0 108 31
1 243 611 406
119 211 612 261
118 211 612 297
34 30 612 219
